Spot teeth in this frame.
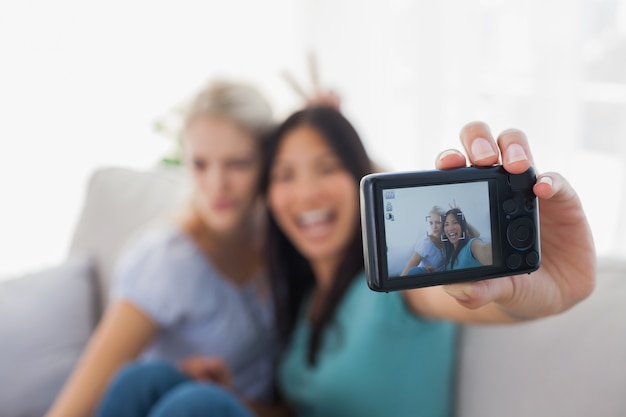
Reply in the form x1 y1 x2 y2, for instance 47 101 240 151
299 209 330 226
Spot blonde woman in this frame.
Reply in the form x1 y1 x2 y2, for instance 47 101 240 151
45 80 278 417
400 205 447 275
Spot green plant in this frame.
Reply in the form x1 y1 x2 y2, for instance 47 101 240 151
153 103 188 167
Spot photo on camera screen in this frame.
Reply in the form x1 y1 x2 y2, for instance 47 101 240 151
383 181 492 279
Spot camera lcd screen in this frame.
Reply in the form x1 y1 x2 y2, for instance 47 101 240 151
382 180 494 279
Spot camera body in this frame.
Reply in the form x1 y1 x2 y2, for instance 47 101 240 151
360 166 540 292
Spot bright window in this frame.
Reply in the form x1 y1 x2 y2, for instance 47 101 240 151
1 0 624 278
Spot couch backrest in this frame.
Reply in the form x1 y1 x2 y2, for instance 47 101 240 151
68 167 626 416
68 166 187 315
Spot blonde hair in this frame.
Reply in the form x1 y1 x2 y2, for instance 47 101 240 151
429 205 445 218
184 79 274 139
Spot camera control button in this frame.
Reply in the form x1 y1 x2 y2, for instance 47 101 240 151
515 225 530 241
526 251 540 267
507 217 535 250
503 199 517 214
506 253 522 269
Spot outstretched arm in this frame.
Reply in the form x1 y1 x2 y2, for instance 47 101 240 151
470 239 493 266
403 121 595 323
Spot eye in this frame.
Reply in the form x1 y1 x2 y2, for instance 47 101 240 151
318 158 343 175
270 166 294 183
226 158 255 170
192 159 207 171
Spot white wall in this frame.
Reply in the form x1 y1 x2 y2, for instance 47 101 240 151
1 0 625 278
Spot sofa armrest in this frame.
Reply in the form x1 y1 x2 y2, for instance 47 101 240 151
455 256 626 417
0 255 97 417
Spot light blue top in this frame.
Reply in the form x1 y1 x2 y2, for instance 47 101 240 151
112 226 277 402
278 272 458 417
447 237 482 270
414 237 446 272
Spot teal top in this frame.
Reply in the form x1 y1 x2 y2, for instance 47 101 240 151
278 272 458 417
447 237 482 270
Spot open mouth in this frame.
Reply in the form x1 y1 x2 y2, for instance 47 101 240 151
296 208 336 239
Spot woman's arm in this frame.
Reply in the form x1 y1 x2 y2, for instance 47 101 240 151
400 251 424 276
44 300 158 417
402 122 595 324
470 239 493 266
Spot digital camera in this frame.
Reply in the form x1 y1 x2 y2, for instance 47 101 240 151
360 166 540 292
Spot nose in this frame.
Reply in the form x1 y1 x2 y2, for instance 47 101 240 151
291 172 322 203
203 165 227 192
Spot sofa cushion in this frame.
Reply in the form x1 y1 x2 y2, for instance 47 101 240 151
68 166 186 314
0 255 97 417
455 256 626 417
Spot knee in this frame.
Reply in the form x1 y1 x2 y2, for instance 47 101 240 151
96 362 191 417
117 361 178 382
151 383 253 417
108 361 188 395
109 362 155 388
408 266 427 275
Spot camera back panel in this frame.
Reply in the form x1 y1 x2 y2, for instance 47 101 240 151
360 166 541 291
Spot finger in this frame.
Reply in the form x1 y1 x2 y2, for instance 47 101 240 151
204 358 230 376
533 174 557 199
496 129 534 174
206 361 233 387
308 50 321 93
436 149 467 170
460 121 500 166
280 70 308 101
442 278 512 310
533 172 578 203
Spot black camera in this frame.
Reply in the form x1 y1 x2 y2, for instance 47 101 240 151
360 166 540 291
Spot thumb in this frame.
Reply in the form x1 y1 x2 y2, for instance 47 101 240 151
442 278 514 309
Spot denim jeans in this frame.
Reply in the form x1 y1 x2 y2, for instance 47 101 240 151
407 266 428 275
95 361 255 417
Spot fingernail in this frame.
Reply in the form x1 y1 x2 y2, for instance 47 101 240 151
538 176 552 186
443 285 471 302
470 138 497 161
505 144 528 164
438 149 459 161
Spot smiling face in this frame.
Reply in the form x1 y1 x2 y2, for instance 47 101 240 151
267 125 359 274
444 211 465 247
183 116 261 236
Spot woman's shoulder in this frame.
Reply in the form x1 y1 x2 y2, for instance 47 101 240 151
128 225 196 259
114 225 205 279
111 226 218 312
416 235 432 247
467 236 483 247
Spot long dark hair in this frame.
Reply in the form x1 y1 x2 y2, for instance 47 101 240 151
260 106 372 365
443 208 469 269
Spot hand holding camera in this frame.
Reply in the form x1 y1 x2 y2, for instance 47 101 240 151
364 122 596 321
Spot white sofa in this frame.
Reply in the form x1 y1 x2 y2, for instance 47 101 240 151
1 166 624 417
